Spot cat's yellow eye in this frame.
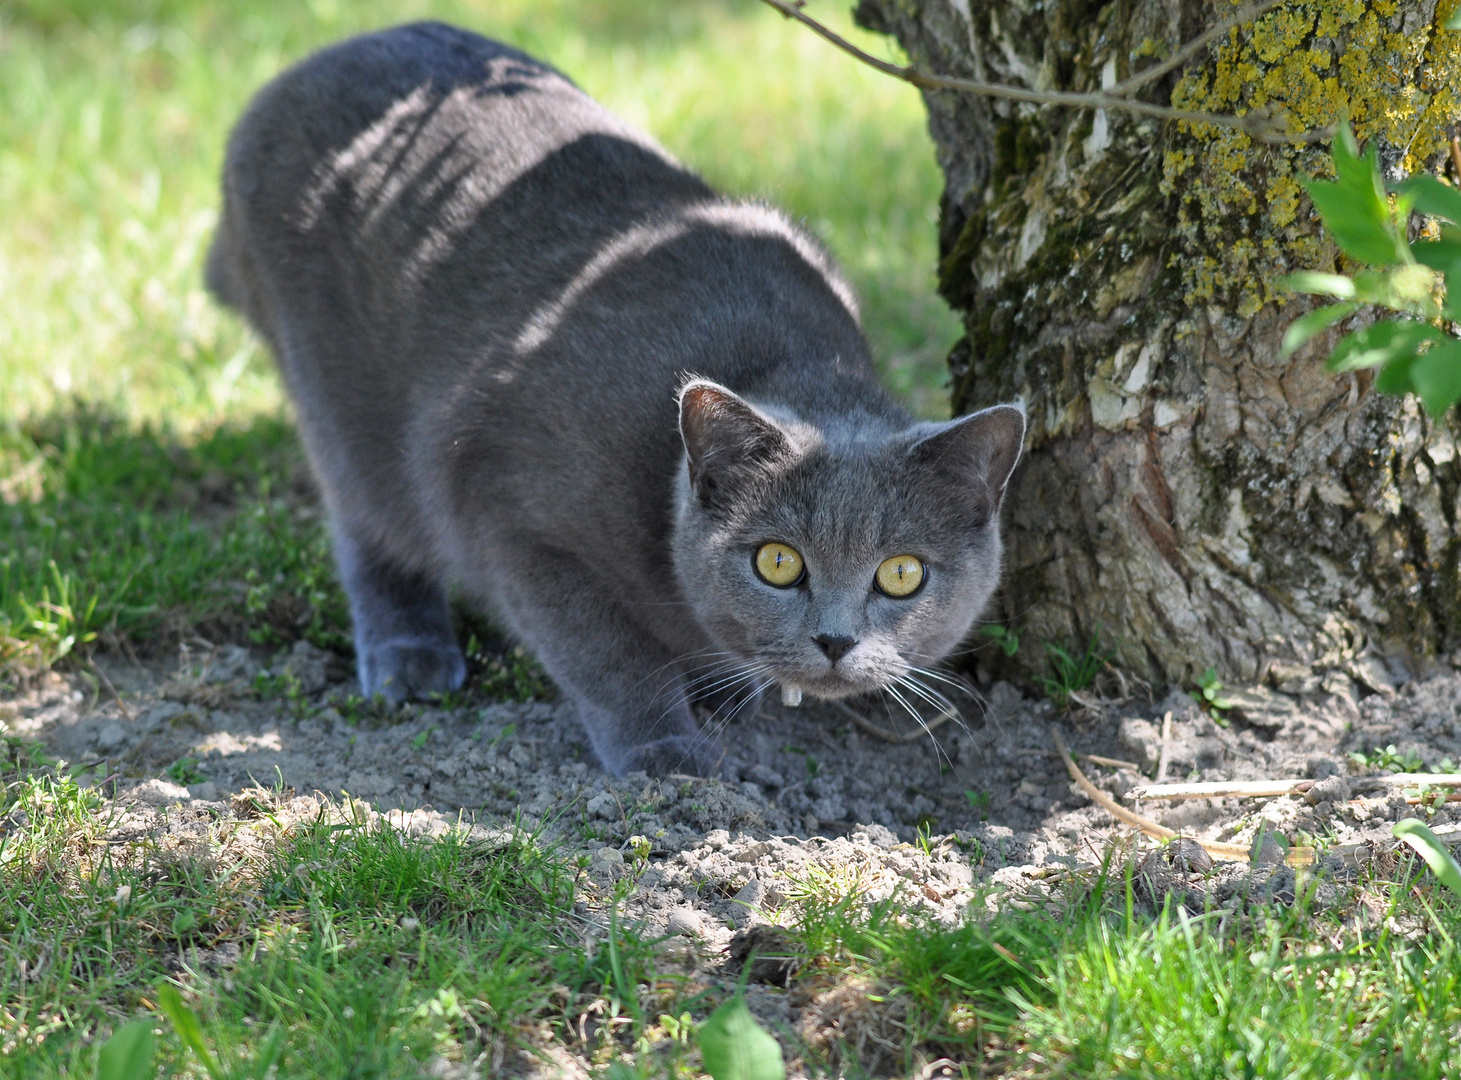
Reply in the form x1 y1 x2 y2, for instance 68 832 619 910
875 555 926 598
754 542 805 588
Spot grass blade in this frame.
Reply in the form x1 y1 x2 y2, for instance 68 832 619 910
1393 819 1461 895
156 984 227 1080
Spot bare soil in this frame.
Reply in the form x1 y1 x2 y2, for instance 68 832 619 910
9 640 1461 1071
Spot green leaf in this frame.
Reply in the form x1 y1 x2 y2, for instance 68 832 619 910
1376 353 1416 395
1395 174 1461 225
1409 339 1461 417
1394 818 1461 894
697 997 786 1080
1303 121 1406 266
1327 321 1441 373
1276 271 1356 299
1280 301 1358 358
1352 266 1439 309
1449 5 1461 28
1414 234 1461 275
96 1019 157 1080
157 984 227 1080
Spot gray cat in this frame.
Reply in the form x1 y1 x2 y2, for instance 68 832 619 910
206 22 1024 777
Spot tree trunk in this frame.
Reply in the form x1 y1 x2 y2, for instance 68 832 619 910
854 0 1461 694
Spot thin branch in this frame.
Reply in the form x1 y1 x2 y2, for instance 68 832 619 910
1107 0 1283 97
1052 728 1315 866
758 0 1330 144
1129 772 1461 801
1154 709 1173 784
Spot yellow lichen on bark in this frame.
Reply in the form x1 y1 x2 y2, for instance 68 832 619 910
1160 0 1460 316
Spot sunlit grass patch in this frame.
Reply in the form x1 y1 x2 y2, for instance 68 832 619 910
0 747 687 1079
0 0 955 430
0 410 347 683
781 855 1461 1077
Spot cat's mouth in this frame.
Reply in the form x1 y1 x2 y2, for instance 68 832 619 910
779 666 894 701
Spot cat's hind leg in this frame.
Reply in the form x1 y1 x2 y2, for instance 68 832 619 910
333 525 465 702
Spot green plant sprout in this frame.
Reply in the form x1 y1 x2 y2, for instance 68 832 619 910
1348 743 1425 774
1191 667 1233 726
165 756 204 786
1281 119 1461 417
696 995 785 1080
1038 629 1109 708
978 623 1020 657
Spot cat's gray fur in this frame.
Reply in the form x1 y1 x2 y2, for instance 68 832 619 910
206 22 1025 777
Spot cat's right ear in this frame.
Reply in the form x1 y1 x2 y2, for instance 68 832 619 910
678 379 793 512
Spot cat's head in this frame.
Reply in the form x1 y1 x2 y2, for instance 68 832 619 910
672 378 1024 703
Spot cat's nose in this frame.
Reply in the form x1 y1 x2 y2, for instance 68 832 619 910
813 633 856 664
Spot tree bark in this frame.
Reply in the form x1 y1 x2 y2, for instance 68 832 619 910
854 0 1461 693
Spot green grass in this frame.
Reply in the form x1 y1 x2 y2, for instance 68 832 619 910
786 855 1461 1077
0 754 687 1078
9 731 1461 1075
0 0 957 681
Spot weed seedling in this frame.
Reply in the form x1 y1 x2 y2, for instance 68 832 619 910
978 623 1020 656
1190 666 1233 725
1038 629 1110 707
166 756 205 786
1349 743 1425 773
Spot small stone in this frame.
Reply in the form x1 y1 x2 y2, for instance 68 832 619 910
187 781 219 802
1166 837 1213 874
733 841 770 863
802 813 819 833
666 907 702 937
595 846 623 866
727 924 805 987
95 723 128 752
745 764 785 789
508 742 532 767
1307 756 1341 781
586 792 617 819
130 779 191 806
730 878 765 928
399 916 420 931
1253 836 1284 866
1303 775 1351 806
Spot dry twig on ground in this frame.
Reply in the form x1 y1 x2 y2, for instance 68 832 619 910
1051 728 1314 865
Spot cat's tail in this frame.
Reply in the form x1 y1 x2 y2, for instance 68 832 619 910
204 197 247 313
204 187 279 349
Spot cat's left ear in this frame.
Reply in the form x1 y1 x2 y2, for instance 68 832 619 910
908 404 1026 520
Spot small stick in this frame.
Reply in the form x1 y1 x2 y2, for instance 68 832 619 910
1451 135 1461 183
1017 748 1142 771
1129 774 1461 801
830 699 954 744
1154 709 1173 784
89 658 132 723
1051 729 1312 865
1084 753 1142 772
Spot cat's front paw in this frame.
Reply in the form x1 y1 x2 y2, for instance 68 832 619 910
617 735 727 779
359 638 466 702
